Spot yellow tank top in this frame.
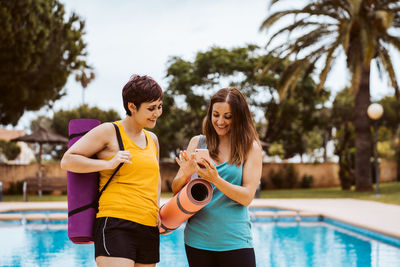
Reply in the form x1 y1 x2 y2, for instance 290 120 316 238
97 121 159 227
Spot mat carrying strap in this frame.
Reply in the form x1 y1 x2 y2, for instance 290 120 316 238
68 123 125 217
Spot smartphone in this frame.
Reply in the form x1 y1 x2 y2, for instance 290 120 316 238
194 149 212 168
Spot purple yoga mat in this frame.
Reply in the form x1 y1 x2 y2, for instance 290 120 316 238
67 119 101 244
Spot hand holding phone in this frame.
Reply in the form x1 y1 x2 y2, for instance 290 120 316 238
193 149 213 168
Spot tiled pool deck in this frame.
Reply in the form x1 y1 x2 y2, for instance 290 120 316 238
1 198 399 240
251 198 400 239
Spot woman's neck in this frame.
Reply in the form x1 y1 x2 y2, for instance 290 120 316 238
215 134 231 163
122 116 143 135
218 134 230 148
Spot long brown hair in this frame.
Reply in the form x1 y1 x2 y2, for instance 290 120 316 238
203 88 259 166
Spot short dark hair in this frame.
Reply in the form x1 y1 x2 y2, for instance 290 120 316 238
122 75 163 115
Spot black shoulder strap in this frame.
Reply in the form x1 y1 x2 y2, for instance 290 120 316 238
114 123 124 151
68 123 125 217
97 123 124 196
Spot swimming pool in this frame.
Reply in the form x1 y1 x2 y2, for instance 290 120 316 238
1 219 399 267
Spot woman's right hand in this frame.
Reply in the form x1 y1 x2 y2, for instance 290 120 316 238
175 150 197 183
106 150 132 169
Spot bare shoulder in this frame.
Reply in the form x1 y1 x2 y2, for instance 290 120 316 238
88 122 115 139
186 135 201 153
146 130 159 144
97 122 115 132
242 140 263 170
252 140 262 151
248 140 263 158
65 122 116 156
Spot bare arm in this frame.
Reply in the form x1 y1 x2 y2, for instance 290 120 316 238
171 136 200 194
60 123 132 173
197 141 262 206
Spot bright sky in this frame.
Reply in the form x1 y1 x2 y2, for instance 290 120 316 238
16 0 398 130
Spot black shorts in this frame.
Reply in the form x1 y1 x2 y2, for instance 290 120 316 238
94 217 160 264
185 244 256 267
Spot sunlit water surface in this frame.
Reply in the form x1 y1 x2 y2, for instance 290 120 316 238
1 222 400 267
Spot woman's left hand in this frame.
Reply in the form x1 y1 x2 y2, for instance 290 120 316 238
196 158 219 184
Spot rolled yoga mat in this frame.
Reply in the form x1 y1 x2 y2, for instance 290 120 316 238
67 119 101 244
159 178 213 234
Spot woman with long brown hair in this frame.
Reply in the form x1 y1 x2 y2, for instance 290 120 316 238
172 87 262 267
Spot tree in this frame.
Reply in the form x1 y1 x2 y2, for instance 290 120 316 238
29 105 121 160
0 140 21 162
379 96 400 181
155 45 283 158
260 0 400 191
51 105 121 137
263 77 330 160
0 0 91 125
75 70 96 104
332 88 356 190
156 45 329 159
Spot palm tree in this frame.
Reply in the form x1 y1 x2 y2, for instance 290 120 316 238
75 70 95 104
260 0 400 191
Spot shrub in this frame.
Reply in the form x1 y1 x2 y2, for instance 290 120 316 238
269 169 284 189
6 181 24 195
300 174 313 188
269 165 299 189
284 165 298 188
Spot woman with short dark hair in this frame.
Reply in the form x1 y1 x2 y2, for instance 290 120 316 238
61 75 163 267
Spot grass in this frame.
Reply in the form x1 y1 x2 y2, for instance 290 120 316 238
2 182 399 205
2 195 68 202
259 182 400 205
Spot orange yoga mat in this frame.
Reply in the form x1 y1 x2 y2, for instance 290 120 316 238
159 178 213 234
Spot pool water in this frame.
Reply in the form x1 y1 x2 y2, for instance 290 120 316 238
1 222 399 267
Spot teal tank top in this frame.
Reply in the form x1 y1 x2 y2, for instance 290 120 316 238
184 161 253 251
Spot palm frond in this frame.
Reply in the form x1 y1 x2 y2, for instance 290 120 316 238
261 0 400 101
302 57 318 80
261 8 341 32
258 56 283 78
286 27 332 56
329 0 351 14
377 0 400 9
375 57 385 81
377 45 400 94
340 21 351 52
260 10 296 30
265 21 333 49
379 7 400 15
381 34 400 52
275 45 329 98
278 60 306 99
318 44 341 91
303 1 350 19
268 0 286 9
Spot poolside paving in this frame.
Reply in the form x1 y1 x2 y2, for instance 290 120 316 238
0 198 399 239
251 198 400 239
